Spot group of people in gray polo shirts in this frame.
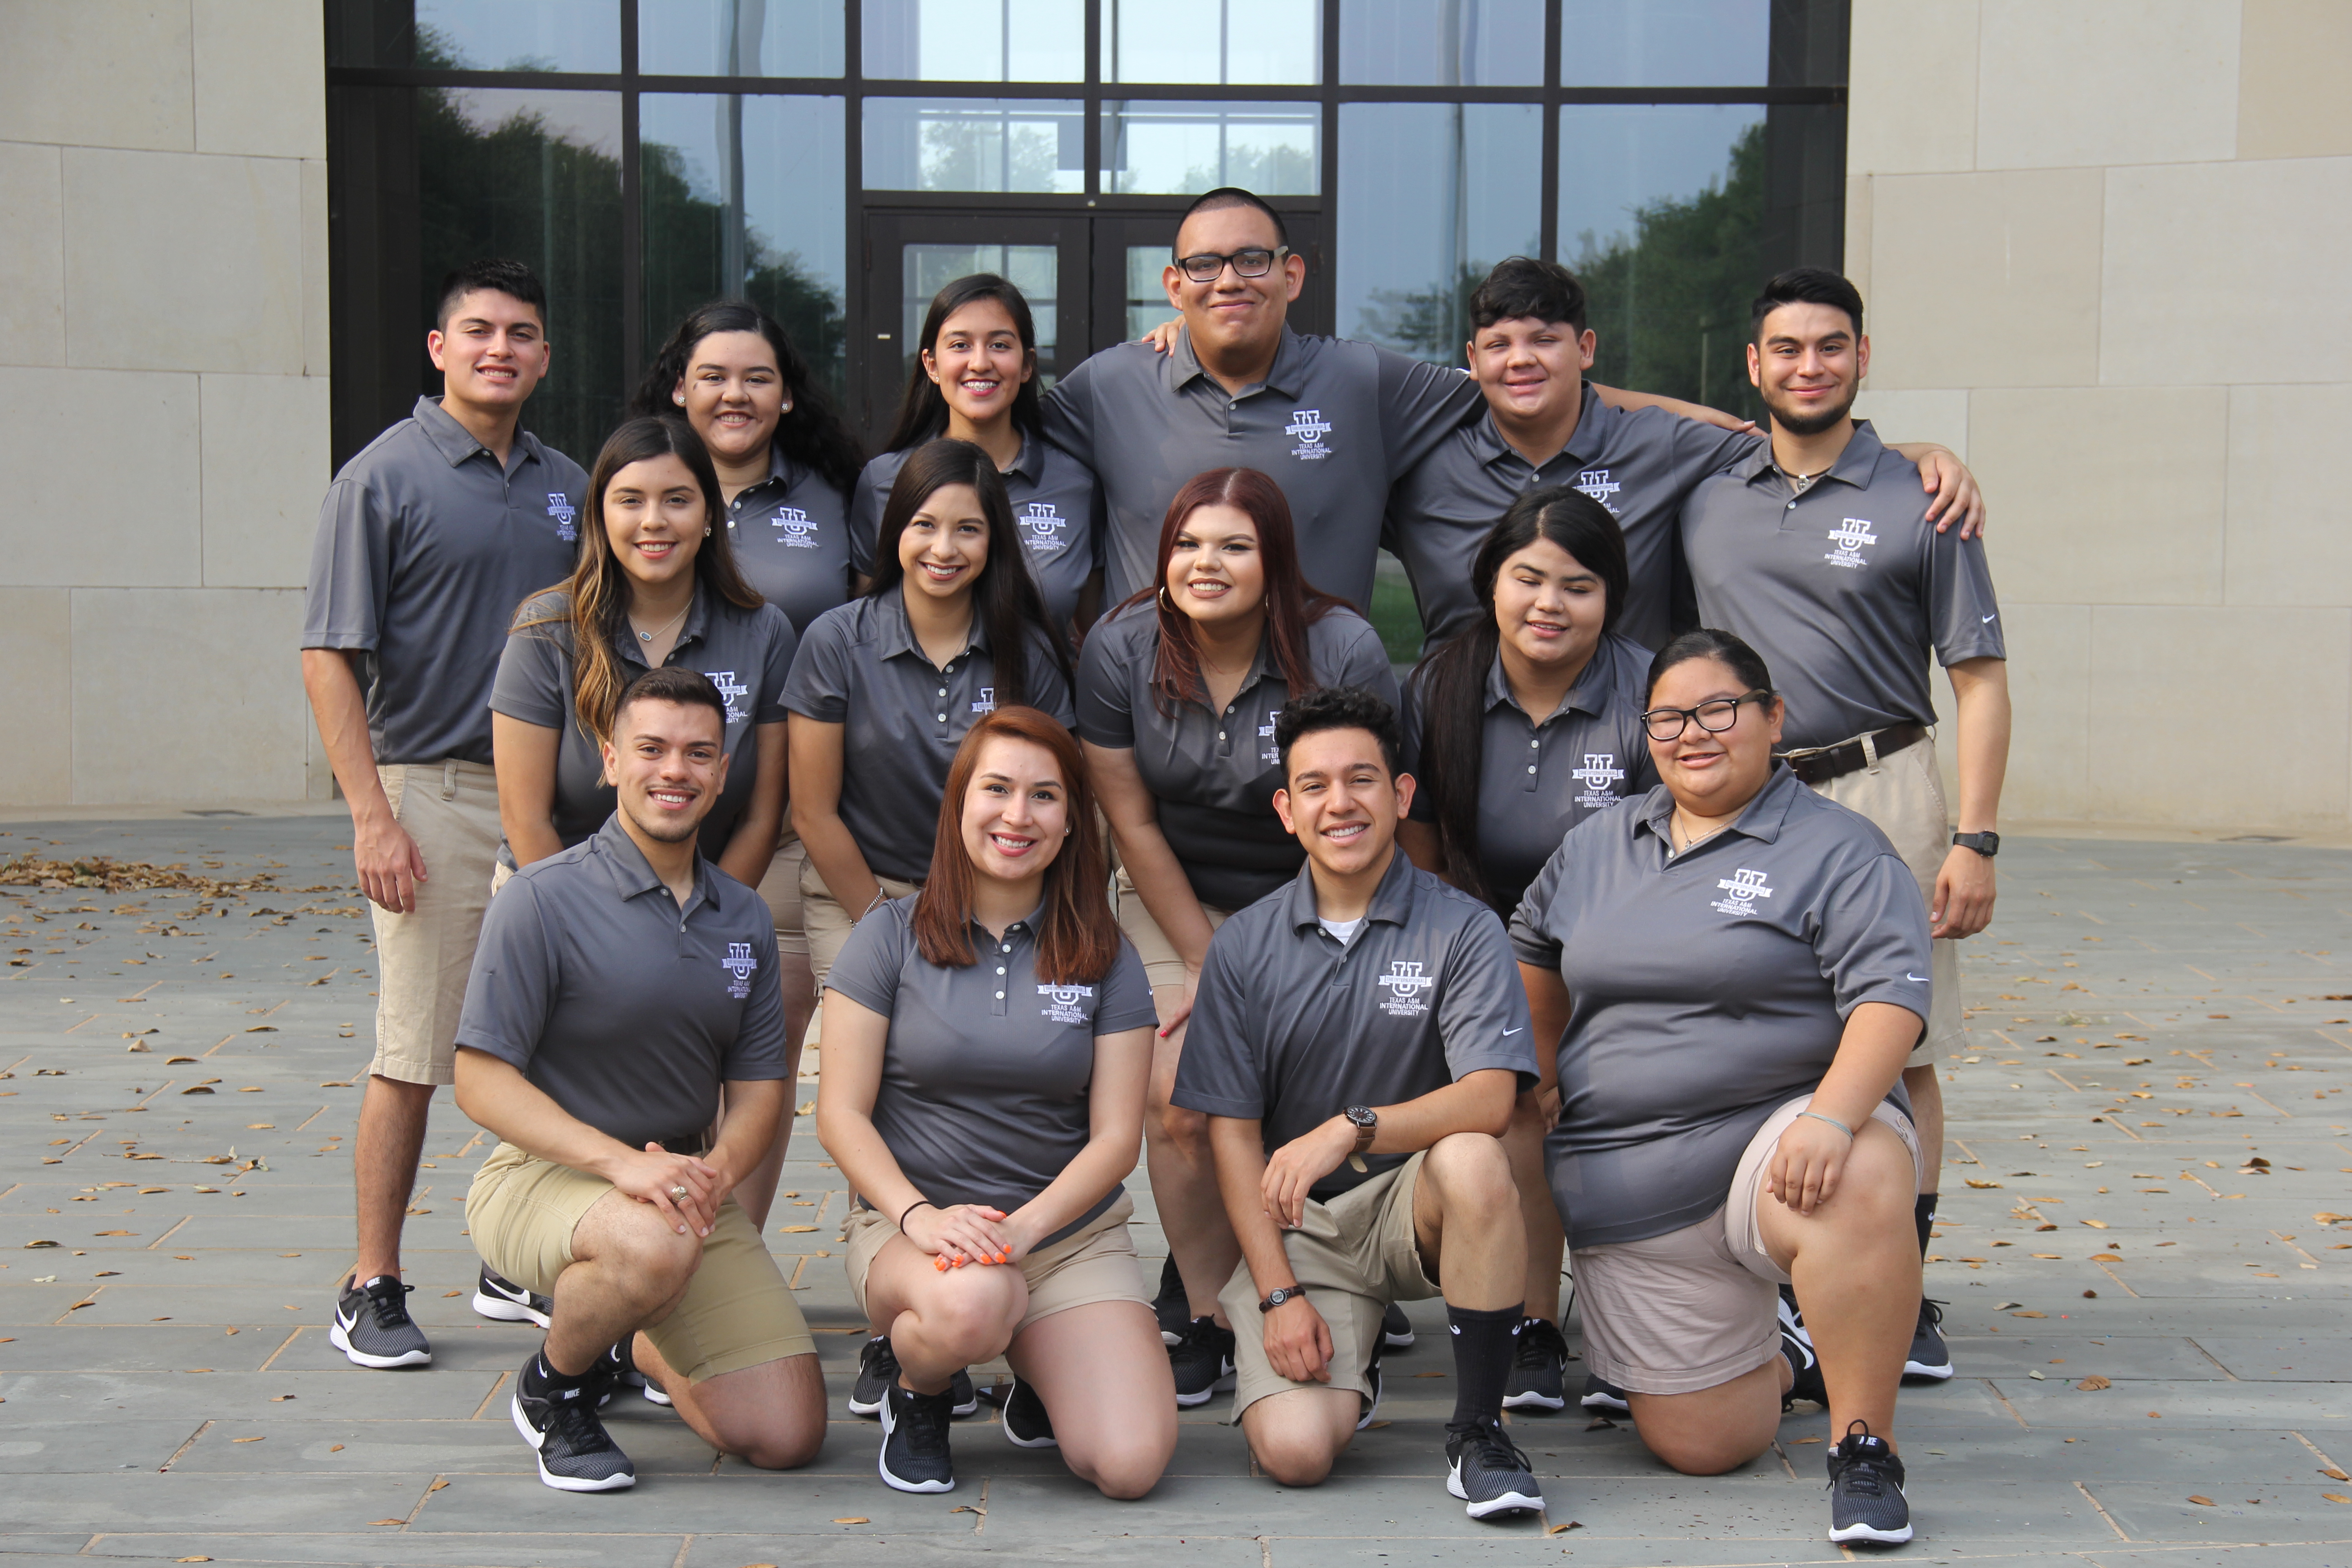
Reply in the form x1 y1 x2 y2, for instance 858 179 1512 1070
299 190 2009 1546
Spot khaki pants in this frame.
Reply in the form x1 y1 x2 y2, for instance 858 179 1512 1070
370 760 501 1086
1112 866 1232 991
756 833 812 959
801 855 920 1047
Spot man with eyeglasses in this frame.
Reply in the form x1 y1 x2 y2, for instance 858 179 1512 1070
1679 268 2009 1387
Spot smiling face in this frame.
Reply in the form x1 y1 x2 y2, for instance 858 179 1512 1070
898 481 990 603
602 698 728 845
959 734 1069 888
1164 203 1303 362
674 329 785 467
426 288 551 420
602 453 706 593
923 299 1032 429
1646 657 1783 818
1468 315 1596 427
1494 536 1607 674
1165 503 1267 629
1749 301 1869 438
1274 725 1412 881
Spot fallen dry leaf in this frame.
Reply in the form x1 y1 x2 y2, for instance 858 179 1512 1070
2189 1495 2216 1506
232 1436 265 1443
778 1225 818 1233
429 1480 449 1492
1965 1178 2002 1189
2320 1466 2349 1481
1547 1521 1583 1534
2081 1219 2109 1229
2077 1375 2112 1390
329 1444 345 1452
2012 1310 2048 1318
368 1519 404 1526
832 1517 870 1525
2323 1493 2352 1504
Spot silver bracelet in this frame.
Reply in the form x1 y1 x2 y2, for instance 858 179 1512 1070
1797 1109 1854 1138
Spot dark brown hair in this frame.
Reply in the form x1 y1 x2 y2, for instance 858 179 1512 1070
880 274 1045 454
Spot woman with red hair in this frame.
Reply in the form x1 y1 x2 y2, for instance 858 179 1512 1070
1075 466 1400 1404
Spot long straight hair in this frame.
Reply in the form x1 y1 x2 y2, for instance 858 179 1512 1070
880 274 1047 454
1115 466 1346 718
865 437 1068 708
511 415 762 745
913 707 1118 984
631 299 866 493
1407 486 1627 910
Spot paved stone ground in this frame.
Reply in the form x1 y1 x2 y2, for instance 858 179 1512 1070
1 815 2347 1567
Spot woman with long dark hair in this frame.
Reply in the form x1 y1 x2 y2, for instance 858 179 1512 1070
785 438 1076 1003
1074 465 1398 1404
817 707 1174 1498
852 274 1102 635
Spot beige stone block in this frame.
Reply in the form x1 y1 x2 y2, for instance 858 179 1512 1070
193 0 326 159
0 0 193 152
2237 0 2352 159
1865 170 2103 390
62 147 305 375
1975 0 2239 171
1847 0 1980 174
1967 387 2225 606
1853 389 1970 462
2101 158 2352 387
201 373 330 589
70 588 310 806
2224 383 2352 607
0 366 200 586
2087 604 2348 827
0 140 65 366
301 158 330 376
1968 602 2087 823
1843 173 1873 305
0 588 74 806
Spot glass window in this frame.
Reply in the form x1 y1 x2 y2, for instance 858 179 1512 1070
862 0 1084 81
1338 103 1540 364
1124 246 1178 342
864 99 1086 193
339 0 623 73
1558 103 1767 414
1559 0 1769 87
897 244 1062 389
1338 0 1544 87
1100 101 1318 196
639 0 846 77
640 94 848 400
1103 0 1320 84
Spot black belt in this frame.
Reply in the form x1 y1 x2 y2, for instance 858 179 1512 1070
659 1134 712 1157
1777 722 1927 787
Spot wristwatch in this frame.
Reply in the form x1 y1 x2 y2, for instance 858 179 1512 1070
1343 1105 1378 1152
1952 831 2001 858
1259 1285 1305 1313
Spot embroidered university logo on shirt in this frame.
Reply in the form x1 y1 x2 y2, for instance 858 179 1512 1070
1711 867 1775 918
1017 502 1067 554
705 670 750 724
1570 752 1627 809
1285 408 1333 461
770 506 819 547
1258 707 1282 765
546 493 578 542
722 941 758 999
1574 468 1624 515
1824 519 1878 569
972 686 996 715
1377 960 1436 1017
1038 983 1094 1024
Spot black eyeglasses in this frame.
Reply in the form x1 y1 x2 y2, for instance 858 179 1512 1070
1641 691 1775 742
1173 246 1289 284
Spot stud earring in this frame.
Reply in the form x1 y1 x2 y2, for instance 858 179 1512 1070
703 527 712 537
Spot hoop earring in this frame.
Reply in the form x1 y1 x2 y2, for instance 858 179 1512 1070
1157 585 1176 613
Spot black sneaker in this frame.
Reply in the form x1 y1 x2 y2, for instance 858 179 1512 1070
1357 1348 1384 1432
848 1335 977 1418
511 1354 634 1492
473 1263 552 1328
1503 1316 1569 1411
330 1274 431 1369
878 1383 957 1493
1001 1375 1057 1448
1152 1255 1190 1346
1445 1418 1545 1519
1169 1314 1236 1407
1578 1373 1629 1413
1780 1289 1827 1409
603 1336 672 1407
1382 1300 1416 1349
1903 1298 1953 1381
1826 1421 1912 1544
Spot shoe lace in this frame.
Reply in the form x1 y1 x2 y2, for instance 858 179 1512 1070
1828 1420 1890 1494
864 1336 899 1382
897 1390 953 1458
544 1387 618 1455
363 1279 416 1331
1513 1318 1567 1369
1918 1297 1945 1329
1176 1315 1228 1357
1463 1419 1534 1476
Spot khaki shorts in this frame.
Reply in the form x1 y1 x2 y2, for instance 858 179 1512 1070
1571 1094 1921 1396
801 856 920 1049
1113 865 1232 992
1218 1151 1438 1421
756 833 811 959
1805 735 1962 1061
466 1142 815 1382
843 1193 1148 1335
370 760 502 1086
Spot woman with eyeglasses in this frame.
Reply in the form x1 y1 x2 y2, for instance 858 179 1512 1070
1508 628 1930 1548
853 274 1101 639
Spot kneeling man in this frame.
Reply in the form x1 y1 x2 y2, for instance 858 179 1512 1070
1172 685 1546 1519
455 666 825 1490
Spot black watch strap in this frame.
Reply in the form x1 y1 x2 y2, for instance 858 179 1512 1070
1259 1285 1304 1313
1952 830 2000 858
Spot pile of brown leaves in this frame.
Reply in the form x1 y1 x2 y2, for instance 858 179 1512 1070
0 854 277 899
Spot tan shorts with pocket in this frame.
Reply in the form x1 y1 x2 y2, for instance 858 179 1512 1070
466 1142 815 1382
370 760 503 1086
1806 737 1962 1061
843 1193 1148 1335
756 833 811 960
1570 1095 1921 1396
1113 865 1233 992
1218 1151 1438 1421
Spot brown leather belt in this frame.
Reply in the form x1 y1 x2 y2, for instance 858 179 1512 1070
1778 721 1927 787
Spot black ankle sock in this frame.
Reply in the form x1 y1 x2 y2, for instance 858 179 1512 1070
532 1349 593 1392
1445 1302 1524 1431
1914 1193 1938 1256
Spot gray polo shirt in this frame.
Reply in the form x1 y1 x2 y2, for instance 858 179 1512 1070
1401 631 1659 915
488 584 798 866
782 587 1076 884
1506 765 1930 1249
1074 601 1401 911
455 815 787 1150
1040 328 1484 610
826 897 1159 1246
302 396 587 765
1172 848 1538 1201
1386 387 1762 652
724 449 855 637
1681 420 2006 751
848 434 1102 631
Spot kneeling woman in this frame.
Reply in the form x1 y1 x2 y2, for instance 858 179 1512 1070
1510 629 1929 1547
815 708 1176 1499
